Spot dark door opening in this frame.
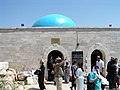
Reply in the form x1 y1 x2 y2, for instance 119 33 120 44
91 49 102 71
48 50 64 63
47 50 64 81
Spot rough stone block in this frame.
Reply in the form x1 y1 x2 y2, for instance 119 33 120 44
0 62 9 70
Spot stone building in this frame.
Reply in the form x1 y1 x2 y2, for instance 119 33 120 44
0 14 120 78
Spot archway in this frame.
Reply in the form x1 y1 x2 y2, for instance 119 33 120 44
47 50 64 81
91 49 102 71
44 44 69 80
48 50 64 63
86 43 110 75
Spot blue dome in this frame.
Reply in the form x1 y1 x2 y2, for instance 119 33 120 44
32 14 76 27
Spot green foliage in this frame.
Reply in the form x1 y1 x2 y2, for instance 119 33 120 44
0 81 5 90
0 80 19 90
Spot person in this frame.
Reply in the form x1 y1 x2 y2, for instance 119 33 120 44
106 56 114 81
64 62 70 83
96 56 104 76
38 59 46 90
106 57 114 73
89 65 102 90
75 62 84 90
54 57 66 90
117 65 120 88
92 66 108 90
70 61 77 90
47 55 54 81
107 58 118 89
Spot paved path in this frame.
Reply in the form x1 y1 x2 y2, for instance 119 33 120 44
24 81 120 90
24 81 87 90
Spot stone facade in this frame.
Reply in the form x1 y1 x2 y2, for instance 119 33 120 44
0 27 120 77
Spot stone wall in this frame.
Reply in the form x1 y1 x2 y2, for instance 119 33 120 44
0 28 119 75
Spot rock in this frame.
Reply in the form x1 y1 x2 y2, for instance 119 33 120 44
17 85 24 90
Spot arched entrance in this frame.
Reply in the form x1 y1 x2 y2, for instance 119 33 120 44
86 43 110 75
47 50 64 81
91 49 102 70
44 44 69 80
48 50 64 63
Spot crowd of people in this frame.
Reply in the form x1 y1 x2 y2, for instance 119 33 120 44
34 56 120 90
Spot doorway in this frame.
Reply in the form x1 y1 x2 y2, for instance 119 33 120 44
91 49 102 71
47 50 64 63
47 50 64 81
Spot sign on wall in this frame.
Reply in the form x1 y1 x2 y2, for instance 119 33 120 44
51 38 60 45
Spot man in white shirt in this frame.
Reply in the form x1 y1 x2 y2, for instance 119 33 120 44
96 56 104 76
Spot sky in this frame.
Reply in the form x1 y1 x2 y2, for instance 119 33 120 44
0 0 120 28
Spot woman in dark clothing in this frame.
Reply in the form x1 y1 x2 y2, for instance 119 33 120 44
107 58 118 89
117 67 120 87
47 55 54 81
38 60 46 90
